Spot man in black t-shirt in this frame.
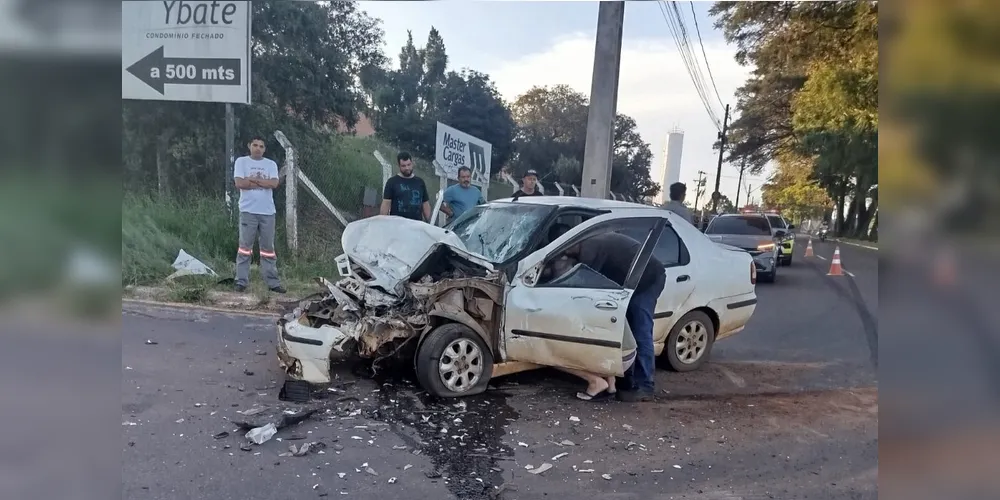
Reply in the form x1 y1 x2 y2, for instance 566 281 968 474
381 151 431 221
513 169 544 197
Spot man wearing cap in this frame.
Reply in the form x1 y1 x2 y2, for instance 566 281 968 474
513 169 544 197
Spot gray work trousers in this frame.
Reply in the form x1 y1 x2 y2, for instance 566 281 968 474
235 212 282 288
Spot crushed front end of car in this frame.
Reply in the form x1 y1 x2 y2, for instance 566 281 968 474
275 216 504 393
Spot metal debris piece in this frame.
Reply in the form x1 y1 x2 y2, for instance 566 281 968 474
528 463 552 475
551 452 568 461
145 339 158 345
601 474 612 480
212 432 229 440
388 477 397 484
338 473 346 479
239 442 252 452
560 440 575 446
392 445 408 450
569 416 580 422
673 464 682 469
517 442 528 448
403 464 412 470
365 467 378 476
237 407 267 417
652 469 664 473
622 424 634 432
578 469 594 473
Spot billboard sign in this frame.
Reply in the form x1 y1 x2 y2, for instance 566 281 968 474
434 122 492 189
122 1 251 104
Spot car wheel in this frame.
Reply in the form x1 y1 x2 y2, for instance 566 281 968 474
663 311 716 372
783 253 793 266
415 323 494 398
760 268 777 283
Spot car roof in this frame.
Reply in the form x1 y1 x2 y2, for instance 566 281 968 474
490 196 652 211
488 196 690 225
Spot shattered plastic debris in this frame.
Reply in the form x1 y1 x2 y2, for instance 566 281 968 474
559 440 575 446
365 467 378 476
166 249 218 280
246 423 278 445
528 463 552 475
388 477 397 484
569 416 580 422
551 452 568 461
517 442 529 448
212 432 229 440
601 474 612 480
673 464 682 469
145 340 158 345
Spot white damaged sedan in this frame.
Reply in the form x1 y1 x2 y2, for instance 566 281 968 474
276 197 759 399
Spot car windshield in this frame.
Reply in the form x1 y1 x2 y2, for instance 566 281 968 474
446 202 555 263
766 215 786 229
706 216 772 236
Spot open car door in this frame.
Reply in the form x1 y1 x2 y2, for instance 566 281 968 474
501 213 666 376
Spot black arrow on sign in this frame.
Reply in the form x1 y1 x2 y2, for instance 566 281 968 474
126 46 242 95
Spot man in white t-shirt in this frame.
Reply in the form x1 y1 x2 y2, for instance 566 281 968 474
233 135 285 293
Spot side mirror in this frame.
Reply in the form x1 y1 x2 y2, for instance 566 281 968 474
774 230 787 239
787 224 796 232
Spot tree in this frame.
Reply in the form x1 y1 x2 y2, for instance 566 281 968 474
710 0 877 237
509 85 658 198
123 0 388 197
761 152 834 222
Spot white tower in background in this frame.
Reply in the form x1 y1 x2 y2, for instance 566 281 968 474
656 128 684 205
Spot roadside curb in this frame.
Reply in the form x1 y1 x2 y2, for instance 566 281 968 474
123 298 281 318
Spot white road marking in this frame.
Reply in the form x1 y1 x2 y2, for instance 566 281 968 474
817 255 827 261
845 270 855 277
833 239 878 251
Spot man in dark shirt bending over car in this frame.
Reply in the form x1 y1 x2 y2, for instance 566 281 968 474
549 224 666 402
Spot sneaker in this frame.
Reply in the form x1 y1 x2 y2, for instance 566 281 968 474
270 286 287 294
616 389 655 403
235 285 246 293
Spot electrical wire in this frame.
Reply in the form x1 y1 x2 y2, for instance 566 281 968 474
656 1 722 130
688 1 725 110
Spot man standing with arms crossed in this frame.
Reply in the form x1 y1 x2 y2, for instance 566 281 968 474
381 151 431 222
233 135 286 294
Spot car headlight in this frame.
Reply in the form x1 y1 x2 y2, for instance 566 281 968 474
757 243 776 251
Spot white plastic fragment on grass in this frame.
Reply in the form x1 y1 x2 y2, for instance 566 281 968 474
166 249 218 281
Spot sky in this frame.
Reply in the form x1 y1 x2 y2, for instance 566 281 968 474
360 0 771 205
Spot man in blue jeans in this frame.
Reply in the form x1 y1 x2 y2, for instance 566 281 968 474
549 225 666 402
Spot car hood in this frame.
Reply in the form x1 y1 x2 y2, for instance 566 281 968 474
706 234 774 251
341 216 495 293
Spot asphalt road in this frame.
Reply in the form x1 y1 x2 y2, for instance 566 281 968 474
122 238 878 500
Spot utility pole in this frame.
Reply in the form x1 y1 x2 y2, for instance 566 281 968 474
581 1 625 199
710 103 731 213
693 170 707 211
734 155 746 209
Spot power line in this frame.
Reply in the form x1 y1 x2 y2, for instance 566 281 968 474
656 1 721 130
688 1 725 110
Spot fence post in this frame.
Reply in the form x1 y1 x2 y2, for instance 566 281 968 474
274 131 298 256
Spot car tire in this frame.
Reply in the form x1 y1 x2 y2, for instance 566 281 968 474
662 311 716 372
783 253 793 266
760 269 777 283
415 323 494 398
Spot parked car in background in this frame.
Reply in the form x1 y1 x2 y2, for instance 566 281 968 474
276 198 760 399
704 213 784 283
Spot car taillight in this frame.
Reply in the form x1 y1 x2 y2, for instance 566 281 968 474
750 261 757 285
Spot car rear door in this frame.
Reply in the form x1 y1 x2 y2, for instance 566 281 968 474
501 213 665 376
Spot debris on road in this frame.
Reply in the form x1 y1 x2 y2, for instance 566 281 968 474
601 474 612 480
551 452 568 461
246 423 277 445
528 463 552 475
145 339 158 345
212 432 229 440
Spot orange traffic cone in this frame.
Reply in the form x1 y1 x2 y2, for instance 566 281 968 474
827 246 844 276
804 238 814 257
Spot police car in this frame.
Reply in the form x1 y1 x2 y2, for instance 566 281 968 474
741 209 796 266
